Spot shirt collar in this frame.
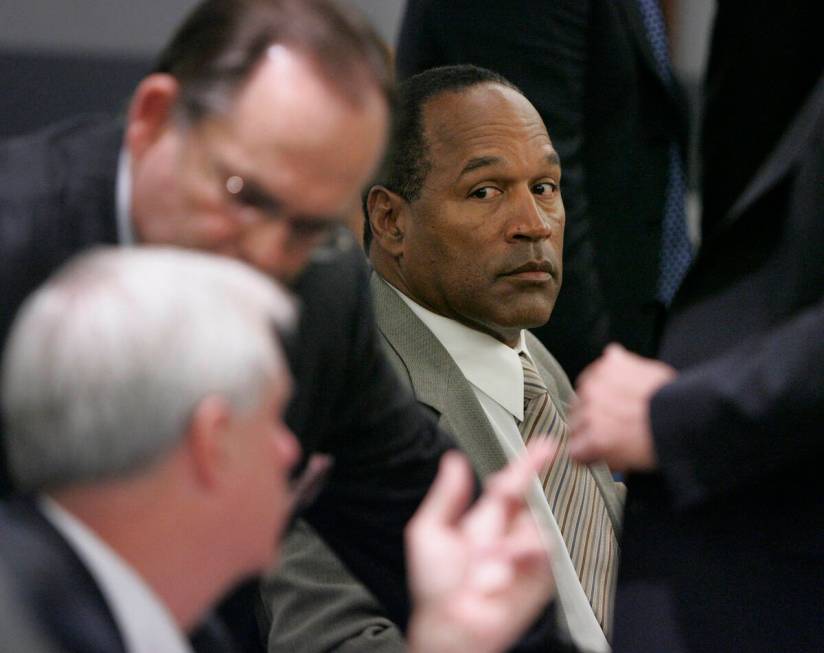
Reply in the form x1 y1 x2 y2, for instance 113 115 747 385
39 496 193 653
390 284 531 421
116 147 136 246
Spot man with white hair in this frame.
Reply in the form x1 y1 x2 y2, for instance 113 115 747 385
0 247 557 653
1 247 300 653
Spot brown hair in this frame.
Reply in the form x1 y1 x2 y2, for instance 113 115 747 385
154 0 393 124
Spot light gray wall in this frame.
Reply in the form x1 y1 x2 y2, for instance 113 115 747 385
672 0 715 81
0 0 406 57
0 1 197 56
347 0 406 44
0 0 408 138
0 1 711 71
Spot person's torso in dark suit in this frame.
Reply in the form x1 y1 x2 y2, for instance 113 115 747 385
0 116 121 357
613 68 824 653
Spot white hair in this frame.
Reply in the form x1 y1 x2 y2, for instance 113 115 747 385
2 246 296 492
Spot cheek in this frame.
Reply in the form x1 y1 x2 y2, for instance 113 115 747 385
413 218 490 275
185 212 243 251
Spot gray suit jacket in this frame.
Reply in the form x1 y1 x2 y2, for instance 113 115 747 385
263 274 622 652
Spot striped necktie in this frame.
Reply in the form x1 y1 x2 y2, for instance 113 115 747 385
519 353 618 636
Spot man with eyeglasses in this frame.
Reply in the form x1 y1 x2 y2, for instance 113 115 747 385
0 0 464 650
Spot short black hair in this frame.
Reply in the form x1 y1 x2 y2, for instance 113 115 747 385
154 0 393 124
363 64 521 249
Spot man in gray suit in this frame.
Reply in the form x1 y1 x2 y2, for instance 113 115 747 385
264 65 622 653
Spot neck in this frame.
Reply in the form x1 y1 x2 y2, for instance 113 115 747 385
51 477 238 631
376 266 522 348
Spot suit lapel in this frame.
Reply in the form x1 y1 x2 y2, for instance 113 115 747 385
371 275 507 478
713 72 824 237
59 116 123 249
2 500 127 653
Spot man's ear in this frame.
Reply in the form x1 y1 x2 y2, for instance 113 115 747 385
367 185 407 257
125 73 181 160
185 395 233 490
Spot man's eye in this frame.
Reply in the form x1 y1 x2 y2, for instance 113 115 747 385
532 182 559 196
469 186 502 200
224 186 257 210
228 194 253 211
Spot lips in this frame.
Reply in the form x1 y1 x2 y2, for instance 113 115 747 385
499 259 556 284
504 260 554 276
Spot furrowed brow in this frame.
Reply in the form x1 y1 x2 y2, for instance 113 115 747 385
458 156 502 179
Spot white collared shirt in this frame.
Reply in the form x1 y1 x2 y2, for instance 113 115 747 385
39 497 193 653
116 147 135 246
392 286 610 652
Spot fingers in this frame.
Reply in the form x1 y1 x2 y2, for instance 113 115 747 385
463 439 556 551
463 441 555 594
505 509 553 572
570 344 624 465
290 454 333 505
568 427 602 465
486 438 556 496
285 453 334 523
412 450 474 529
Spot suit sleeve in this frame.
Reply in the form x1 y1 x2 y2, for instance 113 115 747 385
396 0 610 380
296 247 453 634
262 520 404 653
651 297 824 509
650 106 824 510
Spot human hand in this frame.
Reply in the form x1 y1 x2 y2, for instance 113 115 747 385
569 343 676 471
406 441 556 653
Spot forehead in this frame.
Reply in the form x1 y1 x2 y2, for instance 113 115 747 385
421 83 555 181
198 46 388 216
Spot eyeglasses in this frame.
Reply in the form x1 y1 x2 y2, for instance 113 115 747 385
217 165 341 244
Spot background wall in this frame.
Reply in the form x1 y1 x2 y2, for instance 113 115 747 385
0 1 712 137
0 0 406 137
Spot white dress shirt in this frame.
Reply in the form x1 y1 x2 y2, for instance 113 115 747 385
393 287 610 652
39 497 193 653
116 148 136 247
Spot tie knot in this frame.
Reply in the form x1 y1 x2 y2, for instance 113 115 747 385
520 353 548 403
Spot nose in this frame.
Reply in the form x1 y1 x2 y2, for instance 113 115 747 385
276 424 302 473
506 189 553 242
241 220 309 284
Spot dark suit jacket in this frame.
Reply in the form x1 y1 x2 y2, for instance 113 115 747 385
0 116 453 638
0 500 127 653
700 1 824 236
396 0 689 376
613 71 824 652
0 558 65 653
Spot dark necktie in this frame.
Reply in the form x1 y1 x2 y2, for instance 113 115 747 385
637 0 694 305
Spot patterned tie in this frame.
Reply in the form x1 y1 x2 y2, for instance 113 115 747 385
637 0 694 305
519 353 618 636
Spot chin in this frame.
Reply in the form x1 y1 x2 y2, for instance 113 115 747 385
506 303 556 330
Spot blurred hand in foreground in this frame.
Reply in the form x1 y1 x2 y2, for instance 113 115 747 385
406 440 556 653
